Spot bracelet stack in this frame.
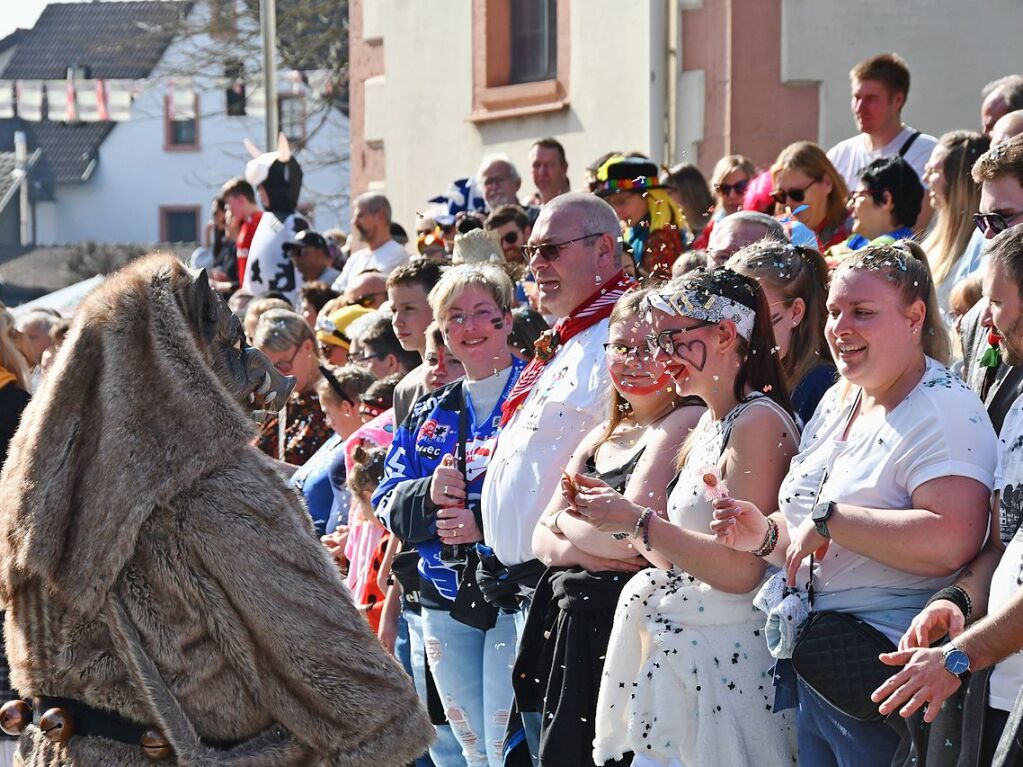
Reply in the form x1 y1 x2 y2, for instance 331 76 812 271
751 517 780 558
633 507 654 551
927 584 973 620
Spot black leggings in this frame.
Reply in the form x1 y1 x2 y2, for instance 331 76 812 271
981 706 1010 766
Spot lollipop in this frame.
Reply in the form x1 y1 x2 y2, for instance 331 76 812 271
701 465 728 501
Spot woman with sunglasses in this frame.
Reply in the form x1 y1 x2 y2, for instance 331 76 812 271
711 243 997 766
373 264 527 767
252 307 334 465
728 240 835 425
289 363 376 535
568 268 799 766
921 131 990 321
711 154 757 218
772 141 853 252
519 288 704 767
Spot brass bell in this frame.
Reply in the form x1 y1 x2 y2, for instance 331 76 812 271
140 727 173 761
39 707 75 744
0 700 31 736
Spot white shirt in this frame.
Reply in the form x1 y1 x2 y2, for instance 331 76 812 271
480 321 611 565
987 394 1023 710
780 358 996 641
331 239 409 293
827 125 938 191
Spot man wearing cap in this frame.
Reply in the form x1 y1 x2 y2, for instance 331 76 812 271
286 230 342 287
593 155 689 277
316 304 374 366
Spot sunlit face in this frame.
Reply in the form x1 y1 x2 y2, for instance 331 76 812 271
423 334 465 391
441 285 512 379
848 183 892 240
978 176 1023 240
322 392 360 438
527 208 614 318
492 221 527 262
258 339 318 393
773 168 833 230
530 145 568 200
923 144 949 210
851 78 903 135
715 169 752 215
826 269 924 390
351 202 385 243
646 307 717 397
983 258 1023 365
480 161 522 207
605 191 649 228
605 316 670 399
389 283 432 353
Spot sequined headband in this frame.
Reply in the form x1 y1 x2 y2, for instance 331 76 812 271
644 289 756 341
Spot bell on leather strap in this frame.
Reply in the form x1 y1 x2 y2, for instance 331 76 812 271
141 728 173 761
0 700 31 736
39 707 75 743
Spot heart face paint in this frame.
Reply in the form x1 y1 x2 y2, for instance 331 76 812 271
673 338 707 372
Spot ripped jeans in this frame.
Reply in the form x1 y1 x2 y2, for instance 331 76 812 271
421 607 518 767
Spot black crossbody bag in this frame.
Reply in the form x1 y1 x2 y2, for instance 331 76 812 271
789 394 897 723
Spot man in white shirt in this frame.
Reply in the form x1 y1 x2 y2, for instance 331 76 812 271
332 192 409 293
827 53 936 228
871 223 1023 764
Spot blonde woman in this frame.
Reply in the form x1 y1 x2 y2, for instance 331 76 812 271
922 131 991 320
772 141 853 251
711 154 757 218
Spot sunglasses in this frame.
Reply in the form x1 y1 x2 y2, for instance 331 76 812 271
974 210 1023 236
501 230 522 245
521 232 601 262
715 179 749 197
771 178 819 205
346 291 388 308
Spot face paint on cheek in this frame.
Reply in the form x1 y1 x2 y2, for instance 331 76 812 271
490 317 505 330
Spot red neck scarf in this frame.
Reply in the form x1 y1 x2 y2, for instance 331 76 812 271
500 270 632 426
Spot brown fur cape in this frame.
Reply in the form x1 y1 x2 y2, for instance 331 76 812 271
0 256 432 766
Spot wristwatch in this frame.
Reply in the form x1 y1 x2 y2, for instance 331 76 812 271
811 500 837 539
942 643 971 678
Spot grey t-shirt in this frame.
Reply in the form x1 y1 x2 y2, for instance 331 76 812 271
464 365 514 424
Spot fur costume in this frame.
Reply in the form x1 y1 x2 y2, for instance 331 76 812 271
0 255 432 766
241 134 307 303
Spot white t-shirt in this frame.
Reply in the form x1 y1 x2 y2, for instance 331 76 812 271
780 358 997 640
331 239 409 293
480 321 611 565
827 125 938 191
986 394 1023 710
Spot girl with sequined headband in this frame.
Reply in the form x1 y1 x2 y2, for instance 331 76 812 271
569 267 800 766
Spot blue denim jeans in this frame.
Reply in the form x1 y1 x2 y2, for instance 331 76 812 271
405 608 466 767
796 678 901 766
421 607 518 767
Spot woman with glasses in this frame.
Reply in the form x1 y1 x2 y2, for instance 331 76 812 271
771 141 853 251
711 243 997 766
520 288 704 767
253 308 334 465
711 153 757 222
728 240 836 425
289 364 375 535
373 264 527 767
569 268 799 766
921 131 990 321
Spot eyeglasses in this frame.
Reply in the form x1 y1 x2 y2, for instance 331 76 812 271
849 189 885 206
644 322 713 356
521 232 601 262
771 178 819 205
318 365 356 406
482 175 512 187
974 210 1023 236
346 291 388 308
501 230 522 245
602 342 654 364
349 351 385 366
445 306 504 328
715 179 749 197
272 345 302 374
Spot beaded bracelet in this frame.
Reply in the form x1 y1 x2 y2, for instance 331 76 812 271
926 585 973 621
632 507 651 539
640 508 654 551
751 516 779 558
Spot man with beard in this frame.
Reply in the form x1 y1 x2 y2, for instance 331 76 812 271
872 224 1023 767
333 192 410 294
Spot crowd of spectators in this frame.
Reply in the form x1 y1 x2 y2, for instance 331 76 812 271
5 52 1023 767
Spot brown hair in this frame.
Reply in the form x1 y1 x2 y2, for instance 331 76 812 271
835 241 951 365
727 240 831 392
220 177 256 203
972 133 1023 188
923 131 990 285
850 53 910 98
985 225 1023 297
771 142 849 231
315 363 375 408
530 137 567 166
300 282 340 314
949 274 984 319
663 163 714 232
